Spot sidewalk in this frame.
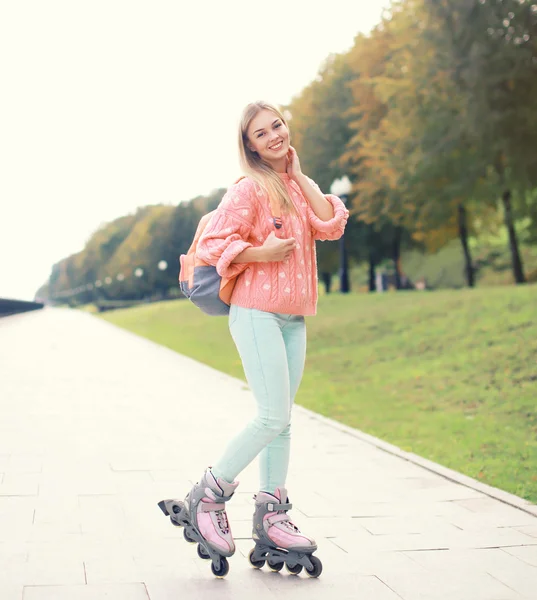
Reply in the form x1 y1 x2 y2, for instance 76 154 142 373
0 307 536 600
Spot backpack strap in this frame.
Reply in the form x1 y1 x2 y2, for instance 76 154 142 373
234 176 282 229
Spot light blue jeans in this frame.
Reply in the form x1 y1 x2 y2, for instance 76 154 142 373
211 305 306 493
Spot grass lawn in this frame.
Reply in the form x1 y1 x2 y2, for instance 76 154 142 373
99 285 537 503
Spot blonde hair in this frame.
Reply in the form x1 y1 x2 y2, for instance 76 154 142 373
238 101 295 214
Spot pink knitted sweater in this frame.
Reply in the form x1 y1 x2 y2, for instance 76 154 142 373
196 174 349 316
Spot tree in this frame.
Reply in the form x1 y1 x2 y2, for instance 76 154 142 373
42 186 229 304
428 0 537 283
285 53 358 290
341 14 428 289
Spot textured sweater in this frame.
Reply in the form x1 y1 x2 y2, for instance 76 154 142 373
196 174 349 316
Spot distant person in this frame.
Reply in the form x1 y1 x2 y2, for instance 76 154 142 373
159 101 348 577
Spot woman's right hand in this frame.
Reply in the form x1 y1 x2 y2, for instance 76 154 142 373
261 231 296 262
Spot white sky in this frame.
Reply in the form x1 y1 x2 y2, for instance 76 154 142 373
0 0 388 301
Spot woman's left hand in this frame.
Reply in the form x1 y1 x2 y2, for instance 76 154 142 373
286 146 303 182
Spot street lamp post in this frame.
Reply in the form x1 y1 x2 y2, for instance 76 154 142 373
330 176 352 293
157 261 168 299
134 268 144 301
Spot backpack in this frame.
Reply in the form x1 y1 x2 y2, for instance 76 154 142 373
178 179 282 316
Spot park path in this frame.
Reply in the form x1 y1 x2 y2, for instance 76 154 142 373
0 307 536 599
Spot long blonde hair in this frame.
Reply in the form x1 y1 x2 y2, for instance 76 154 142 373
238 101 295 214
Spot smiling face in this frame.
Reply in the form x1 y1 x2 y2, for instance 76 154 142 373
246 109 290 170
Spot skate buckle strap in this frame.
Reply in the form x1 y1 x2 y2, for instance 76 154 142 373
267 513 293 526
200 502 225 512
266 501 292 512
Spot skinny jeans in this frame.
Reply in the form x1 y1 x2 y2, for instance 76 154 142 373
211 305 306 493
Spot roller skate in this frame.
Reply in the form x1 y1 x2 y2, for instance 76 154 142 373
158 468 238 578
247 487 323 577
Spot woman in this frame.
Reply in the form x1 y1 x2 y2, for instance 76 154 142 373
159 101 348 577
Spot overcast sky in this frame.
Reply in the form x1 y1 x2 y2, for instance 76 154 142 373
0 0 389 301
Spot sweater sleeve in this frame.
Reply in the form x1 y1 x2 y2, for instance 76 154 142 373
196 182 255 279
304 177 350 241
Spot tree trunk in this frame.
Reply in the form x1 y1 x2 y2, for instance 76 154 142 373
457 203 475 288
368 253 376 292
321 272 332 294
392 227 403 289
339 233 350 293
501 190 526 284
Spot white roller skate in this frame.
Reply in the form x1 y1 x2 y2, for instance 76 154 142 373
158 468 238 577
248 487 322 577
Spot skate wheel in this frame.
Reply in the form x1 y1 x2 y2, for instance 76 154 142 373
248 548 266 569
305 556 323 578
211 556 229 578
268 558 284 572
170 517 181 527
286 563 303 575
197 544 210 560
183 529 196 544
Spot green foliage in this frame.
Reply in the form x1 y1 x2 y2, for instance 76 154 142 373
432 0 537 190
44 188 227 304
285 53 362 274
100 285 537 503
403 235 537 289
286 53 355 192
424 0 537 281
402 242 469 289
289 0 537 285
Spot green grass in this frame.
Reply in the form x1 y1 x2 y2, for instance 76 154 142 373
77 303 99 314
99 286 537 503
400 239 537 290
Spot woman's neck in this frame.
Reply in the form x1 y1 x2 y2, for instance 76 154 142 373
269 157 287 174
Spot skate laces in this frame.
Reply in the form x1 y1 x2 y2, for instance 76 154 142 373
269 504 301 532
279 513 300 532
283 518 300 532
204 487 230 534
216 509 230 534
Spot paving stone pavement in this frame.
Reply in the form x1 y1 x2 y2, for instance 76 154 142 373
1 307 536 600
